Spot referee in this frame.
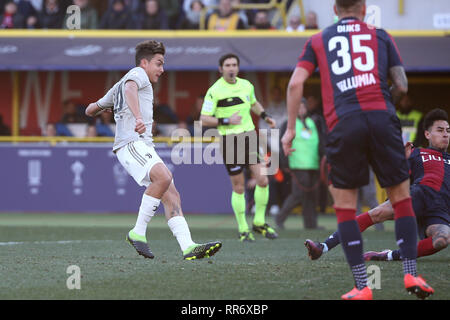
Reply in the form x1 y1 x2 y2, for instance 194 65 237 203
200 53 278 242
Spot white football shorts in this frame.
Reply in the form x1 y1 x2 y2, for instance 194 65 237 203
116 140 164 187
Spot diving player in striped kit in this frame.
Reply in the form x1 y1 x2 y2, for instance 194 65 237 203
85 40 221 260
305 108 449 299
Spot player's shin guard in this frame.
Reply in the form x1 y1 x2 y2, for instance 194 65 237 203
253 185 269 226
392 198 418 276
232 191 248 233
336 207 367 290
133 193 160 237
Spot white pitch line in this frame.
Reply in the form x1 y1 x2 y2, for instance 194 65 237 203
0 240 114 246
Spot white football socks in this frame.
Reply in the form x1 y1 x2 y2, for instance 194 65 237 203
132 193 160 237
168 216 195 252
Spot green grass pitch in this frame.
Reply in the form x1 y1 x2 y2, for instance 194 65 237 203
0 213 448 300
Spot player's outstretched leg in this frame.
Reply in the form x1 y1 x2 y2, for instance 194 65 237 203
304 210 375 260
127 230 155 259
164 182 223 260
304 240 325 260
364 249 393 261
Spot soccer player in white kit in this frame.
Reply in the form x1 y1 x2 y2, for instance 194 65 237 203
85 40 222 260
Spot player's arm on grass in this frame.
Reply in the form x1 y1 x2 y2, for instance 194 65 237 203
124 80 145 134
251 100 276 128
281 66 310 156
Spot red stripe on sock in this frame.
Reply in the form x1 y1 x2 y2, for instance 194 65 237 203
335 207 357 224
417 237 440 258
357 212 374 232
392 197 415 219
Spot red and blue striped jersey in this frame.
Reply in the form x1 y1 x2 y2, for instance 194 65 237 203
409 147 450 203
297 17 403 132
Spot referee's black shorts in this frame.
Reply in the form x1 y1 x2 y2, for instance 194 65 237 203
220 130 261 176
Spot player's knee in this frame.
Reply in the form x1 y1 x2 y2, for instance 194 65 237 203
153 171 172 191
232 183 245 194
257 175 268 187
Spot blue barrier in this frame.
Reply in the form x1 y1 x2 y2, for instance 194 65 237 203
0 143 231 214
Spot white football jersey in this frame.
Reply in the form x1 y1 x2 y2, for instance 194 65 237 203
97 67 154 152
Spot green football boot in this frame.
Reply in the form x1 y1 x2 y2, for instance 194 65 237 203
126 230 154 259
183 241 222 260
239 232 255 242
252 223 278 239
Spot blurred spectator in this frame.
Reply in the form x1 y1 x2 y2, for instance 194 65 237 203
250 10 274 30
0 1 25 28
107 0 140 13
44 122 57 136
158 0 179 29
179 0 204 30
259 86 287 137
305 94 328 214
17 0 37 19
136 0 168 30
86 124 97 137
0 114 11 135
183 0 216 15
206 0 245 31
100 0 134 29
230 0 248 28
64 0 98 29
25 13 38 28
154 102 179 124
186 94 205 136
305 10 318 29
61 100 87 123
0 0 7 15
276 98 324 230
258 87 288 217
95 111 115 137
396 95 424 146
286 14 304 32
38 0 65 29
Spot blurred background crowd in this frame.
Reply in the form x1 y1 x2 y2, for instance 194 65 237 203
0 0 319 31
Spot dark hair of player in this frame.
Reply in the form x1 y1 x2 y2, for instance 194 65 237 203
423 108 449 131
135 40 165 67
219 53 240 67
335 0 365 10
